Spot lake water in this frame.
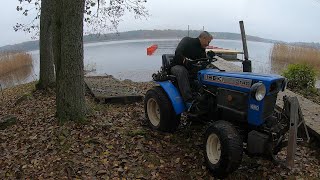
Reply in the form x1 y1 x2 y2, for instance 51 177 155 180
1 39 319 89
83 39 276 81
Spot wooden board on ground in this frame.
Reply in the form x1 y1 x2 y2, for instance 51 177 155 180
84 76 143 104
212 57 320 140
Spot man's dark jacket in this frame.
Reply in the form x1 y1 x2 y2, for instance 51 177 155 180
172 37 207 67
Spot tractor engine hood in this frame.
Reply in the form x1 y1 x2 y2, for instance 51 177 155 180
198 69 286 94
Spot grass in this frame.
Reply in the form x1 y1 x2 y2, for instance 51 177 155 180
271 44 320 76
0 52 33 77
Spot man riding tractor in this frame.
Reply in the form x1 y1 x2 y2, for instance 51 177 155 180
170 31 214 112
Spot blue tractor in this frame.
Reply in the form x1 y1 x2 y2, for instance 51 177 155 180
144 53 290 178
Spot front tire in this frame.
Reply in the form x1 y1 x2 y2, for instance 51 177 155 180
144 86 180 132
204 120 243 179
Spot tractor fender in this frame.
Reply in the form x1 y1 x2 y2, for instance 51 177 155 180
156 81 186 114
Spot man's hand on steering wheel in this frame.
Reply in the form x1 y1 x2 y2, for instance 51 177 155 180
185 57 210 63
207 50 216 60
183 57 195 69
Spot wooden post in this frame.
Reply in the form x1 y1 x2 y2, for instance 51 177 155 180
286 97 299 168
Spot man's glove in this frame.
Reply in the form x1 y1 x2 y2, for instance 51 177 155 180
207 50 216 59
183 58 194 69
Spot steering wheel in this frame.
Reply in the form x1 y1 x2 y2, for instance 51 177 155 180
185 50 217 63
186 57 210 62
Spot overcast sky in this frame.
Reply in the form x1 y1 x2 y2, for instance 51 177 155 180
1 0 320 46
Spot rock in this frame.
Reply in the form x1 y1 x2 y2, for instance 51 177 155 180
0 115 17 130
175 158 180 163
14 94 30 106
96 170 108 175
117 167 124 172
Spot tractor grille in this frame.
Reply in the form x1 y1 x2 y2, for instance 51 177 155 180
263 94 277 119
217 88 248 112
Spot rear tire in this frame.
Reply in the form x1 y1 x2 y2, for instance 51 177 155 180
144 86 181 132
204 120 243 179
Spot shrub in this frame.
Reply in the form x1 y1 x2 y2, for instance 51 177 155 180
282 63 318 91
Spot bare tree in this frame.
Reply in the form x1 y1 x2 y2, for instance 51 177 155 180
15 0 149 36
14 0 41 38
53 0 86 121
84 0 148 34
37 0 55 89
15 0 149 121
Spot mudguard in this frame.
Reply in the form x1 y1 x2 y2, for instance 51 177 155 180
156 81 186 114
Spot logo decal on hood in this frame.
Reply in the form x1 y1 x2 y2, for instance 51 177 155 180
204 75 252 88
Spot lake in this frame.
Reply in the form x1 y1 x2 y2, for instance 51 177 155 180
1 39 319 89
84 39 277 80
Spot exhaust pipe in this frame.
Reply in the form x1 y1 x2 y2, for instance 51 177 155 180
239 21 252 72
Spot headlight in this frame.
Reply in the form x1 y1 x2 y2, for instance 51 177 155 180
251 82 266 101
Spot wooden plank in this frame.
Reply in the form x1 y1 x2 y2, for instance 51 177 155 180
84 76 143 104
206 49 242 55
212 56 243 72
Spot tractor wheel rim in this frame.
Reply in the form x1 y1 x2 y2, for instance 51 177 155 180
206 133 221 164
147 98 160 127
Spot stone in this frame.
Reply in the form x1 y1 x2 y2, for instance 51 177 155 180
14 94 30 106
0 115 17 130
96 170 108 175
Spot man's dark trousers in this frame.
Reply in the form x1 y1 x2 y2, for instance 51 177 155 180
170 65 193 103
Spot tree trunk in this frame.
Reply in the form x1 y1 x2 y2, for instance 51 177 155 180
53 0 86 122
37 0 55 90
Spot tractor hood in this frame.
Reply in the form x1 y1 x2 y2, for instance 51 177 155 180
198 69 286 93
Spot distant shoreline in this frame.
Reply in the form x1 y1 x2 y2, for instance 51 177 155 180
1 29 319 52
0 30 281 52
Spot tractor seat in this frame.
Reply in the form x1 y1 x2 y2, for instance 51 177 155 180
162 54 175 73
161 54 177 81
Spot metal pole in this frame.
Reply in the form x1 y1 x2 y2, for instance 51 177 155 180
239 21 252 72
188 25 190 37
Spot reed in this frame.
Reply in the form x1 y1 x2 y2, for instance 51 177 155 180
0 52 33 77
271 44 320 75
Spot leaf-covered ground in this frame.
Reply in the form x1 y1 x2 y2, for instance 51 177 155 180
0 82 320 179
